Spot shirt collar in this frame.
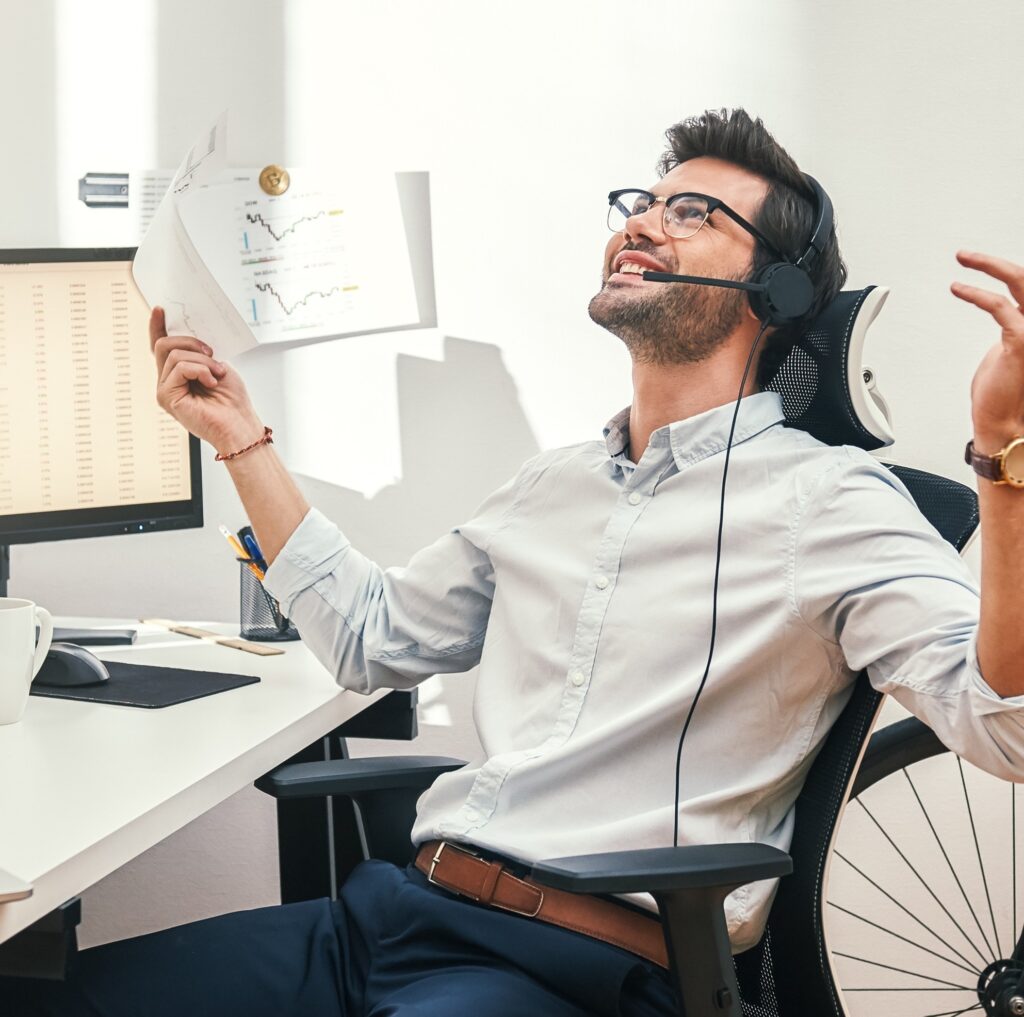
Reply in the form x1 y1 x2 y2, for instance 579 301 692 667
603 391 786 469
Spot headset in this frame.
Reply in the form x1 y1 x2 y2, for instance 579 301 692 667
639 174 833 326
637 173 836 846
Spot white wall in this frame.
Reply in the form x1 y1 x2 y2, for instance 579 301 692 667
1 0 1019 969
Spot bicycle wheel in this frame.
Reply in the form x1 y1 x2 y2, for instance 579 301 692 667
826 716 1023 1017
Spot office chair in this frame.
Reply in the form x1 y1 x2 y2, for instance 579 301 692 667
258 287 1009 1017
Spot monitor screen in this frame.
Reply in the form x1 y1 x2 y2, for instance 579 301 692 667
0 248 202 545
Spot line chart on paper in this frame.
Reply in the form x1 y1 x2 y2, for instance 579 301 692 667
253 281 358 316
234 187 367 338
243 209 342 243
172 165 421 348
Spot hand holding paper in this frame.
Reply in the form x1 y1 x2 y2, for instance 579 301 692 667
149 308 265 456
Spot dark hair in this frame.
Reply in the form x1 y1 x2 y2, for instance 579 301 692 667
658 108 847 387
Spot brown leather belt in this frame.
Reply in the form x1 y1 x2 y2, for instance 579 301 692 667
415 840 668 968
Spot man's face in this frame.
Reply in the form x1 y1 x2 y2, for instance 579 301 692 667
588 156 769 365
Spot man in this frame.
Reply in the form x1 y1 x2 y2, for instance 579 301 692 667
10 108 1024 1017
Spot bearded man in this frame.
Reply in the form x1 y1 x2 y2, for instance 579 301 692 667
10 108 1024 1017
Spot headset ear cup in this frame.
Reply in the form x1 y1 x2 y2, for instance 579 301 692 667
749 263 815 325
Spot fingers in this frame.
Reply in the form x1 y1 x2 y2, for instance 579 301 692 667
149 306 220 371
950 280 1024 338
957 250 1024 306
158 348 227 391
160 359 222 401
149 307 167 351
153 334 217 377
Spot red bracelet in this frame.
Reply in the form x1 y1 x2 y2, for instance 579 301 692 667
215 426 274 462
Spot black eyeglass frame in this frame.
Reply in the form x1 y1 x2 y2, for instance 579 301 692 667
606 188 785 260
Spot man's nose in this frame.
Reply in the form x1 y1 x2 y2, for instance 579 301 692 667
622 200 665 245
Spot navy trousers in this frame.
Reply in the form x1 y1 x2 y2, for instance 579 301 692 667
5 860 679 1016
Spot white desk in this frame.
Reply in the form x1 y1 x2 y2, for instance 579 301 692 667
0 619 384 946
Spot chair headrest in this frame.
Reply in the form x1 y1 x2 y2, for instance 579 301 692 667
765 286 894 450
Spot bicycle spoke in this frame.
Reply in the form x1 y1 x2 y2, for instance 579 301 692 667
844 987 973 992
958 757 1003 958
826 901 980 976
919 1005 982 1017
831 951 977 991
835 851 985 971
854 798 992 966
901 768 997 961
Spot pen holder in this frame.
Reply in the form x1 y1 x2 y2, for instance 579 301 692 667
239 562 300 641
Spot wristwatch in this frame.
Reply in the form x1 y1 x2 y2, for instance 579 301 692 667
964 436 1024 487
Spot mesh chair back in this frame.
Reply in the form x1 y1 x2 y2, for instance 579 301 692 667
766 287 890 450
735 467 979 1016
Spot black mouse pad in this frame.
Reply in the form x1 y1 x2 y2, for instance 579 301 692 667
30 661 260 708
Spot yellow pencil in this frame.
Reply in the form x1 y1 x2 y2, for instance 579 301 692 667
219 523 249 559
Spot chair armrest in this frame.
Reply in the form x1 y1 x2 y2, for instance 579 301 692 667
532 845 792 1017
255 756 465 799
530 842 792 894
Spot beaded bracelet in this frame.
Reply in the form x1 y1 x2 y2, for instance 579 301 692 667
215 426 274 462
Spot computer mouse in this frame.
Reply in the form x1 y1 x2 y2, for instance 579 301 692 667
33 642 110 688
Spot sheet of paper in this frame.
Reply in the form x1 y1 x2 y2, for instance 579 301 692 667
132 113 421 359
132 114 256 359
180 170 420 345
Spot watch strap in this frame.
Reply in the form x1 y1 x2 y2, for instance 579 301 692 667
964 440 1005 482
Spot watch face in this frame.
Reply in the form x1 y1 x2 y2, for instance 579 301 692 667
1004 440 1024 486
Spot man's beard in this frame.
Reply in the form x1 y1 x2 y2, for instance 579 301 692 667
588 264 748 366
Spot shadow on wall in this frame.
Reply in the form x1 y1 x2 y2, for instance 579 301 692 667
294 336 540 762
296 336 540 565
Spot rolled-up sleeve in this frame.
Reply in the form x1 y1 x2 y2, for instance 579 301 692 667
262 466 526 693
794 449 1024 781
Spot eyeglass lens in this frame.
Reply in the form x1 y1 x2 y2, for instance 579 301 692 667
606 191 710 239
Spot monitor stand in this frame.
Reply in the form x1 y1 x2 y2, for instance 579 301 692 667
0 545 135 644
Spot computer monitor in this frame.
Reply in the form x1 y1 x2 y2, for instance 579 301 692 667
0 248 203 598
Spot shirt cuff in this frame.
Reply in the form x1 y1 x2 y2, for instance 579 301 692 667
263 507 351 617
966 626 1024 710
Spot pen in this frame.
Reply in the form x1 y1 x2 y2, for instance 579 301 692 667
241 534 268 572
219 523 248 559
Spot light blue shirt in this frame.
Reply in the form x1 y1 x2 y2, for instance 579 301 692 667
264 391 1024 950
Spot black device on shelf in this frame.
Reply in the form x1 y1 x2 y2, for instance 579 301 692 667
0 247 203 600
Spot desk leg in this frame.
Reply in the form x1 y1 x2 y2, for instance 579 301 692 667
0 898 81 980
274 690 418 904
276 736 336 904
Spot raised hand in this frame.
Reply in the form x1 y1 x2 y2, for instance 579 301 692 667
951 251 1024 449
149 307 265 456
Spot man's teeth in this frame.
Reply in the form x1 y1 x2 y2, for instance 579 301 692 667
619 262 647 275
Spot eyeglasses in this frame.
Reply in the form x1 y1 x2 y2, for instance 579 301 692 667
606 189 783 258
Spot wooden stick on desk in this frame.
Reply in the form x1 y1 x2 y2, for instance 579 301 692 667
139 620 286 656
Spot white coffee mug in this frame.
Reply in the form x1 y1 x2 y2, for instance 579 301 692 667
0 598 53 724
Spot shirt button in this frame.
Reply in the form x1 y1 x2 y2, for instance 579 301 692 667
570 671 585 687
628 492 642 506
464 809 480 823
595 575 609 590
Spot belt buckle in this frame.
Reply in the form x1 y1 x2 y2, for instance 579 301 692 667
426 842 447 885
427 841 479 891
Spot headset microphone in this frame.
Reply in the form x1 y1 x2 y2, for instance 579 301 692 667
642 262 815 325
642 271 765 294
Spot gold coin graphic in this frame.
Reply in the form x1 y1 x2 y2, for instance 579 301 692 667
259 165 290 196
